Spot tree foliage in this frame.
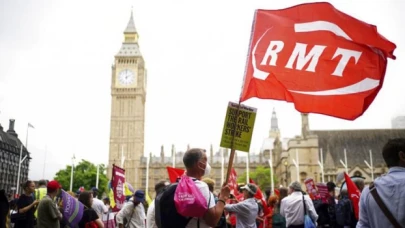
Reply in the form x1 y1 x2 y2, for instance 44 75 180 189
237 165 277 191
54 160 108 198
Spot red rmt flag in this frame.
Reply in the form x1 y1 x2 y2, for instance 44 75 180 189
241 2 396 120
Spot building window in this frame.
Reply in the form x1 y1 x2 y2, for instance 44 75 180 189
300 172 307 183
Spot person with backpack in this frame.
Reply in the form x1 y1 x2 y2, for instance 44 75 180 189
155 148 230 228
147 181 169 228
335 190 356 228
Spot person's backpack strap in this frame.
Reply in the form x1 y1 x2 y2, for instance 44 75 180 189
369 182 402 228
302 195 307 216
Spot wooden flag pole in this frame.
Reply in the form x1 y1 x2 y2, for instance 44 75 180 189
225 101 242 183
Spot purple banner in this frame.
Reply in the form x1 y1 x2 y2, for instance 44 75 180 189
61 190 84 227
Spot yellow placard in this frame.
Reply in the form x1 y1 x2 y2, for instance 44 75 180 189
220 102 257 152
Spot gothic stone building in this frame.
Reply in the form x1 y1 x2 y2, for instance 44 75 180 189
139 145 270 197
0 120 31 194
271 114 405 187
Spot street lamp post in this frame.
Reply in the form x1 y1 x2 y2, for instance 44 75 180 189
284 160 288 185
69 154 76 192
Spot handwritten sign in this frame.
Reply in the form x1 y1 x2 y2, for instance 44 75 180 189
220 102 257 152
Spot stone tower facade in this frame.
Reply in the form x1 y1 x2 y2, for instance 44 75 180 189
107 11 147 189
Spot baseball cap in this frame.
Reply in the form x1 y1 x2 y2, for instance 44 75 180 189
91 187 98 192
47 180 62 190
134 190 145 202
240 183 257 195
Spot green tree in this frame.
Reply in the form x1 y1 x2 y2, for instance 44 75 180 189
54 160 108 199
237 165 277 191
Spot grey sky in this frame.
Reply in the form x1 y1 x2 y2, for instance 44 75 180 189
0 0 404 180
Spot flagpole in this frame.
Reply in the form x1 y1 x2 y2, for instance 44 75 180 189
269 152 274 195
318 148 324 183
296 149 299 182
69 154 75 192
172 144 175 168
96 164 100 189
340 149 348 174
246 154 249 182
16 145 24 195
221 148 224 184
370 150 374 180
292 149 300 182
146 155 150 194
364 150 374 181
344 149 348 174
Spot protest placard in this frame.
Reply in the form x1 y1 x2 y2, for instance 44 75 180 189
220 102 257 152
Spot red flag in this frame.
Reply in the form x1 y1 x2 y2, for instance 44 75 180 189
111 165 126 212
241 2 396 120
166 167 185 183
249 178 255 184
229 168 239 195
344 172 361 220
274 189 280 197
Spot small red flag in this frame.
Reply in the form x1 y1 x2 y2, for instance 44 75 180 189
166 167 185 183
344 172 361 220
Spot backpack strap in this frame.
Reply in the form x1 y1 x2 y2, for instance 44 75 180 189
302 195 307 216
369 182 402 228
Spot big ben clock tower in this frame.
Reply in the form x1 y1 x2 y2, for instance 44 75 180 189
107 11 147 189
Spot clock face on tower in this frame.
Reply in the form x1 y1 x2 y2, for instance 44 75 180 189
118 69 135 86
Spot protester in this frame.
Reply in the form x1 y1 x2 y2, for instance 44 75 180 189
0 189 10 228
202 178 227 228
265 195 279 228
164 148 229 228
14 180 38 228
224 183 258 228
147 181 169 228
116 190 146 228
335 190 356 228
90 187 108 220
357 138 405 227
78 191 103 228
34 180 47 218
36 180 63 228
280 181 318 228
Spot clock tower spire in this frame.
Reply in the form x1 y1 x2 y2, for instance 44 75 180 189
107 9 147 189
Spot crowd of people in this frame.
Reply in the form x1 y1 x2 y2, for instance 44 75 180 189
0 138 404 228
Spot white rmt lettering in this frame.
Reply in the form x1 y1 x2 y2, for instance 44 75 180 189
260 41 284 66
285 43 327 72
331 48 362 77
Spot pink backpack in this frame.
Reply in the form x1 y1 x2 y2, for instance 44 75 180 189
174 175 208 218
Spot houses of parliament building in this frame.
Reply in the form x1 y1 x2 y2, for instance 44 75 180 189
107 11 405 196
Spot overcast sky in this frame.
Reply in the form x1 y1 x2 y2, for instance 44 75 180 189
0 0 404 181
